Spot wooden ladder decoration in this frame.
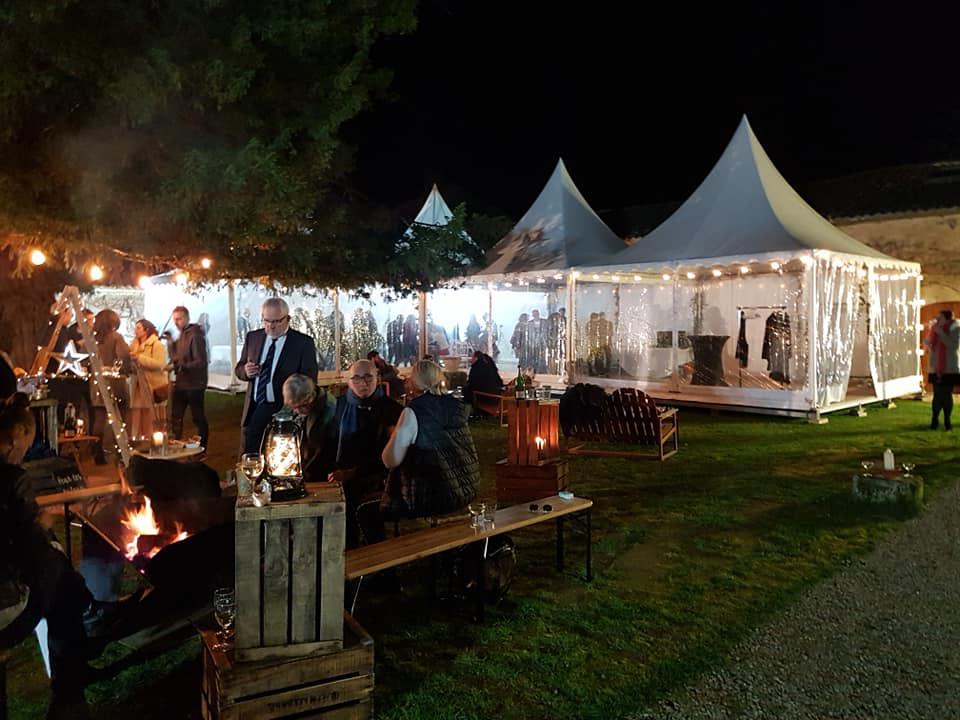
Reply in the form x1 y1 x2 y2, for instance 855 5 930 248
60 285 133 466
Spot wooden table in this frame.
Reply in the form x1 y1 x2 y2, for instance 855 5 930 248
132 445 204 461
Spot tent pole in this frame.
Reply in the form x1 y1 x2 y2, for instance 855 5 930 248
333 288 341 375
486 285 494 357
566 272 576 385
227 280 239 391
670 268 679 392
807 257 822 422
418 290 428 360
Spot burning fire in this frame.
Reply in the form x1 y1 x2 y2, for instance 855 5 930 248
120 495 190 561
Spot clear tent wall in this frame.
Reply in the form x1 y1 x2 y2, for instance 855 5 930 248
567 253 921 415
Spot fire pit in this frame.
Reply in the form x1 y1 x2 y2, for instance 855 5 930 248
76 489 236 606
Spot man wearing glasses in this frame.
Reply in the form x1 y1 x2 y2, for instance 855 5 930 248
320 359 401 547
235 298 318 454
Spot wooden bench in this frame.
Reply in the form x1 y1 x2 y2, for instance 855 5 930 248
37 482 123 562
346 495 593 617
565 387 679 461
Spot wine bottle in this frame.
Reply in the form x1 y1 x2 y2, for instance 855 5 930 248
515 368 525 400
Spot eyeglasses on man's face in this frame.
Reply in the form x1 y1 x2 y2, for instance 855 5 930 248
349 374 375 384
262 315 289 326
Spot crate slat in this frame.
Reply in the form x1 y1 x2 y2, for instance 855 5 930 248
291 516 319 644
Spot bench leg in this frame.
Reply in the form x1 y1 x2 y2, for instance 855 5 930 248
63 502 72 563
585 510 593 582
556 517 565 573
1 656 7 720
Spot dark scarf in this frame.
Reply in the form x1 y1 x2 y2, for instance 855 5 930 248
336 386 384 463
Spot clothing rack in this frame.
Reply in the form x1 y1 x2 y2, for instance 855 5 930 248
736 306 789 387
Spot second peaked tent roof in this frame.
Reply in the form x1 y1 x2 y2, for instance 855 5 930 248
594 116 892 267
476 159 625 275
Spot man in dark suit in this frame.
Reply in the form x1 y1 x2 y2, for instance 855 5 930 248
235 298 318 454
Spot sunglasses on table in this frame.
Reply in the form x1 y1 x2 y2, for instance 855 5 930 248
528 503 553 513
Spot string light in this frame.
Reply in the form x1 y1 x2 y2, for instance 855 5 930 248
739 266 750 274
88 264 104 282
769 261 780 271
661 273 672 281
175 272 188 285
686 272 696 280
200 257 213 270
711 269 722 277
29 249 47 266
138 275 152 289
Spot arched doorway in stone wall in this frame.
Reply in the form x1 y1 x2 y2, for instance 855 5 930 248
920 301 960 390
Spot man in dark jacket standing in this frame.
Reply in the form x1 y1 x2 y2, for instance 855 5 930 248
166 305 209 450
236 298 319 454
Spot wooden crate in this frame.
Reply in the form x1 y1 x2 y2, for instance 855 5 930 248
506 399 561 466
495 458 569 504
201 612 374 720
234 483 346 662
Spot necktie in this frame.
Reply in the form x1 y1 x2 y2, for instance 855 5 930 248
255 338 277 404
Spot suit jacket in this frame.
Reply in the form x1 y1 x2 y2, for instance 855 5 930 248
234 328 319 425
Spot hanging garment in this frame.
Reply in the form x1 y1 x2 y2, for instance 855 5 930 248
735 314 749 367
761 311 792 384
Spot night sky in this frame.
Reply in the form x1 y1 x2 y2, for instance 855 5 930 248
347 0 960 220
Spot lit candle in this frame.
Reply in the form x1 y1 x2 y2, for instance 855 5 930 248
152 431 164 447
76 418 85 435
535 436 545 460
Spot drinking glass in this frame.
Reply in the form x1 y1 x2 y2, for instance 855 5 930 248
860 460 874 474
467 504 482 530
900 462 916 477
483 503 497 530
212 588 236 651
241 453 265 480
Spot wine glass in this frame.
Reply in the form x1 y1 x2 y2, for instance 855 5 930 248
212 588 236 651
241 453 265 480
900 462 916 477
467 504 482 530
860 460 874 475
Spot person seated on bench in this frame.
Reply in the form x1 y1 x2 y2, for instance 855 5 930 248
462 350 503 413
282 373 336 483
359 361 480 544
0 394 117 719
320 360 402 548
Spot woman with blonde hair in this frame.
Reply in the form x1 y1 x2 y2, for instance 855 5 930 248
128 319 168 439
360 360 479 544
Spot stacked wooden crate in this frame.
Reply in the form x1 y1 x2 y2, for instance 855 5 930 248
496 399 569 503
201 482 373 719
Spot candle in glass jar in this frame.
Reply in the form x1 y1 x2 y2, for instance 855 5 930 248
152 431 165 447
76 418 85 435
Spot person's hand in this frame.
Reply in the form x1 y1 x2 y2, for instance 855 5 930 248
327 469 355 485
244 361 260 379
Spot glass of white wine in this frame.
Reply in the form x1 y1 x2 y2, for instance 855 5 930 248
212 587 236 652
241 453 265 480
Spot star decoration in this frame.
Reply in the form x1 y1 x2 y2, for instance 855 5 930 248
51 340 89 376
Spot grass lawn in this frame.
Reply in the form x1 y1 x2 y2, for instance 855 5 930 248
7 394 957 719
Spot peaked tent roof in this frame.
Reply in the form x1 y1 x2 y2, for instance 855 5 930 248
596 116 893 267
476 159 625 275
412 183 454 227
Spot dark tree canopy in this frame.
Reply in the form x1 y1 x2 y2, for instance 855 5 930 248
0 0 417 285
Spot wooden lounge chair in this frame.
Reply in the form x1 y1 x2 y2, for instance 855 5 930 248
473 390 509 426
565 387 679 461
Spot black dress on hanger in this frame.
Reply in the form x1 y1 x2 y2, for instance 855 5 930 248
762 311 791 383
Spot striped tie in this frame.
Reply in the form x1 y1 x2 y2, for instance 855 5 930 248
255 338 277 404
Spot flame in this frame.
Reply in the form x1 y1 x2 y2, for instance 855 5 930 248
120 496 190 561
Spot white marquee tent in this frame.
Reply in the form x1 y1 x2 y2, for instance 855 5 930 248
576 116 922 416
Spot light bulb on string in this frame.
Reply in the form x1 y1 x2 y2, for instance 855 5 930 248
29 249 47 266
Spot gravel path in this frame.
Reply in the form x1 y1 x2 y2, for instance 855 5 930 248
637 478 960 720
